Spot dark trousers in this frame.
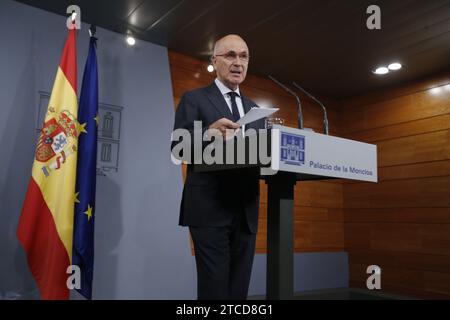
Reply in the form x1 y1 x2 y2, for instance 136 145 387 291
189 214 256 300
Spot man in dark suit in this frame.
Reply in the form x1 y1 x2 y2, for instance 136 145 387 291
171 34 265 300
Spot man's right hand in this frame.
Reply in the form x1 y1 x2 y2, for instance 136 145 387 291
208 118 241 139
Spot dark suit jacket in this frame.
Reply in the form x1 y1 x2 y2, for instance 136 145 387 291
172 82 265 234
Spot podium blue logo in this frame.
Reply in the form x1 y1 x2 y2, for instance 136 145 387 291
280 132 305 166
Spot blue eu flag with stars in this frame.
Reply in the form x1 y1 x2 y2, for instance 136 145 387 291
73 36 98 300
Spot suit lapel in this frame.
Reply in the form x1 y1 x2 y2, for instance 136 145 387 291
205 83 234 119
241 95 252 114
241 95 257 130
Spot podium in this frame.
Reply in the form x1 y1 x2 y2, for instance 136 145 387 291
194 125 378 299
263 125 377 299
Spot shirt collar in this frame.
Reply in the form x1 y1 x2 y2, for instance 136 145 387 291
215 78 240 97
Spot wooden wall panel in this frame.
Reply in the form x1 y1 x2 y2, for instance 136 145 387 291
340 84 450 134
340 73 450 299
259 203 344 222
260 181 343 208
341 72 450 110
344 222 450 255
344 207 450 224
377 130 450 167
256 219 344 253
256 203 344 253
349 251 450 274
378 160 450 181
346 114 450 143
344 176 450 208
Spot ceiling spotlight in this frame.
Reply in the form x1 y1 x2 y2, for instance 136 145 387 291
388 62 402 71
373 67 389 75
126 35 136 46
430 87 442 95
207 64 214 73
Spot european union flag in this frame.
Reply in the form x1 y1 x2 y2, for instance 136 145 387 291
73 36 98 299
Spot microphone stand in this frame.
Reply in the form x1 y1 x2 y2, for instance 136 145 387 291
292 82 329 135
268 75 304 130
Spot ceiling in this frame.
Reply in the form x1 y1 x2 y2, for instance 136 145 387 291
15 0 450 98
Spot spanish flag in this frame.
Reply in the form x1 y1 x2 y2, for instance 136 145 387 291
17 28 78 300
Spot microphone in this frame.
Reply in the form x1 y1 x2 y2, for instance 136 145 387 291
292 82 329 135
268 75 303 130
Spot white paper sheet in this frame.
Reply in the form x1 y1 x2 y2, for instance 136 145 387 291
237 107 279 126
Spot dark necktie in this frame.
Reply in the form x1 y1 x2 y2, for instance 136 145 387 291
228 92 241 122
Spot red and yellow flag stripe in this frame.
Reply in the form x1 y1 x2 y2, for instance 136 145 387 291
17 29 78 300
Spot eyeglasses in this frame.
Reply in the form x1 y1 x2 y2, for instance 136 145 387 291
214 51 250 62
